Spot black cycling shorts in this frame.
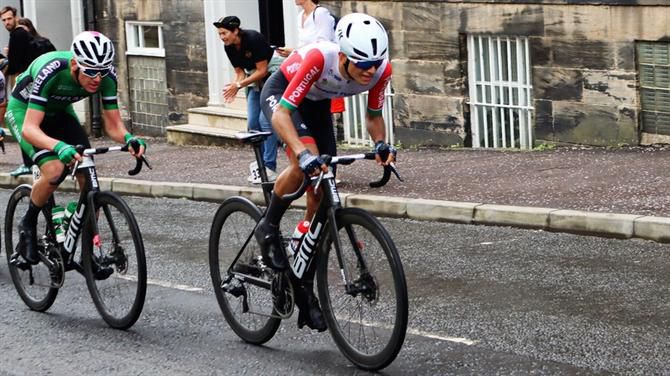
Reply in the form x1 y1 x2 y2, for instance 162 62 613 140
29 111 91 166
260 71 336 159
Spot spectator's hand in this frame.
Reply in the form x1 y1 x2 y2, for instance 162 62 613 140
373 141 396 166
53 141 80 165
222 83 240 103
276 47 292 58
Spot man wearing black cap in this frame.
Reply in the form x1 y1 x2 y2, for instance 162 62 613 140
214 15 279 183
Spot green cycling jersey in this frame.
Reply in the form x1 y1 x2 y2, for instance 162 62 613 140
7 50 118 115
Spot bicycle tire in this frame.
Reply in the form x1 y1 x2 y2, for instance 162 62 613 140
82 191 147 330
4 184 59 311
317 208 408 371
209 196 281 344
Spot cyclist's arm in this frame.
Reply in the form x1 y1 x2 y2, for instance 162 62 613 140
365 63 392 144
366 114 386 145
275 48 325 156
101 109 144 157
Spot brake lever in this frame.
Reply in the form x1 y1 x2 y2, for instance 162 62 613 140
389 162 404 182
70 160 80 179
313 171 325 192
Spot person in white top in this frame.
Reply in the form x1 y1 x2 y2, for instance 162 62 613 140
276 0 336 58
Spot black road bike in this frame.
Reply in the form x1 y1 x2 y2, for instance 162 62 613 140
4 144 150 329
209 132 408 371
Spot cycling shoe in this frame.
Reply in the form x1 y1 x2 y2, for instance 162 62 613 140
254 219 288 270
294 281 327 332
17 218 39 265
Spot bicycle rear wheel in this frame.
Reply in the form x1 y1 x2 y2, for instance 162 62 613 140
317 208 408 371
209 197 280 345
4 184 59 311
82 191 147 330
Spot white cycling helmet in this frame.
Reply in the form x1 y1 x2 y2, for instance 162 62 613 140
336 13 388 63
71 31 115 69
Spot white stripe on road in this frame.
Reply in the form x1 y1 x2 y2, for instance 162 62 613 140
406 328 477 345
116 276 476 345
115 275 204 292
337 317 478 346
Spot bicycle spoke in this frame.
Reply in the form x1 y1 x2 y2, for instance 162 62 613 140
318 208 408 371
209 198 280 344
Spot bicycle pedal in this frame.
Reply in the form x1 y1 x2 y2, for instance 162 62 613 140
9 252 32 271
221 275 246 298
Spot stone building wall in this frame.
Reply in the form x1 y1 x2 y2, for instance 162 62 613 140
325 1 670 146
94 0 209 134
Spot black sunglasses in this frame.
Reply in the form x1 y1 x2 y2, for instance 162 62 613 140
352 59 383 70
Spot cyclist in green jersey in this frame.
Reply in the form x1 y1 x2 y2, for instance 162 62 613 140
5 31 146 265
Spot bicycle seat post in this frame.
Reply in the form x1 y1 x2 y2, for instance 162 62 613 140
250 137 272 205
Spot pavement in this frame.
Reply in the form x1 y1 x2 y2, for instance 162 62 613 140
2 137 670 243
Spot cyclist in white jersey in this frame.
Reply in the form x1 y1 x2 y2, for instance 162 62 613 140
257 13 396 331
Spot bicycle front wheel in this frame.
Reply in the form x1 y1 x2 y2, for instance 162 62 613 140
82 191 147 330
317 208 408 371
4 184 59 311
209 197 280 345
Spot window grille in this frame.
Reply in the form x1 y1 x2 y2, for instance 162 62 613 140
638 41 670 135
467 35 534 149
342 85 394 146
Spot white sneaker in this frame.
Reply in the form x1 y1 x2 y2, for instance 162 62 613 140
249 167 277 184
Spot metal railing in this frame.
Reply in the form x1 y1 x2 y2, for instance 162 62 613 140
342 84 394 146
467 35 534 149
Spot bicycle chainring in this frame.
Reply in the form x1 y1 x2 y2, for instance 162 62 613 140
46 245 65 289
271 272 294 319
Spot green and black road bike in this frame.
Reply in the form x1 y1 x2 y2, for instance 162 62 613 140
4 144 150 329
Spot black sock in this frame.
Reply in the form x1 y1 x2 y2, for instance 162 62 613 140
264 192 291 228
23 200 42 227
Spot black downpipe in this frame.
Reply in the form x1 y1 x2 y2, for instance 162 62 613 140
82 0 102 137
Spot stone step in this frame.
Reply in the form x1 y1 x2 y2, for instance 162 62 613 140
187 107 248 132
166 124 243 146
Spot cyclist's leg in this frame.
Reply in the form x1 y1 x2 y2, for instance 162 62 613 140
299 98 336 222
13 110 89 263
255 73 305 269
6 106 50 263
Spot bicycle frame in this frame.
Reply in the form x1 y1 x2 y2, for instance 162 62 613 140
47 145 148 266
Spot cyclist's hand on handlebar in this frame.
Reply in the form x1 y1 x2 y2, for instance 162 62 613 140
54 141 81 165
124 133 147 157
297 149 327 176
374 141 397 166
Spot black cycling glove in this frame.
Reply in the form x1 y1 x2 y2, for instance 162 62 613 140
297 150 324 175
374 140 397 162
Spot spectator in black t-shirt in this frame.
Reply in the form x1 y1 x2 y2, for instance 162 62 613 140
1 6 32 85
1 6 35 176
214 15 279 183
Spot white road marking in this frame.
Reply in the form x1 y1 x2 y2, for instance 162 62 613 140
117 276 476 344
115 275 204 292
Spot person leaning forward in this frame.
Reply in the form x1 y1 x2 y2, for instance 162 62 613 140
214 15 279 182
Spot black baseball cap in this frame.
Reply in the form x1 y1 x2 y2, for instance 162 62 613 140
213 16 240 30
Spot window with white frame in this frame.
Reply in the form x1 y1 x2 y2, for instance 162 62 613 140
467 35 534 149
125 21 165 57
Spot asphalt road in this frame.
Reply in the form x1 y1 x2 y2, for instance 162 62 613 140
0 190 668 375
